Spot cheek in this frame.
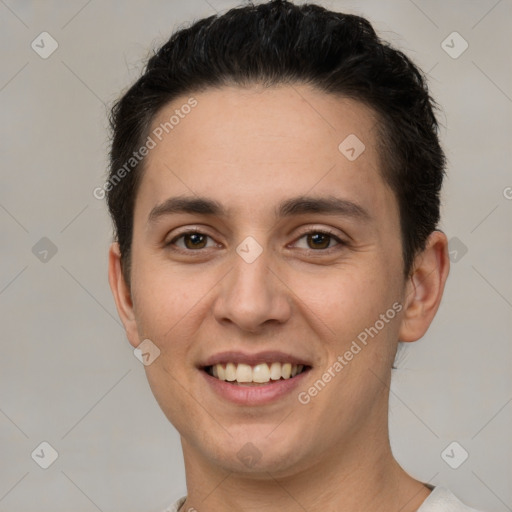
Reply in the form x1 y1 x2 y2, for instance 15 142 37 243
134 270 207 428
144 362 200 437
289 260 399 341
131 255 208 339
130 258 222 399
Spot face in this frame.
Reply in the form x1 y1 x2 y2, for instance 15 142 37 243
113 84 411 477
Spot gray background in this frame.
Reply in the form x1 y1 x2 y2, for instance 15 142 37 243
0 0 511 511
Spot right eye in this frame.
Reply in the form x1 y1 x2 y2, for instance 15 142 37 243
166 230 219 251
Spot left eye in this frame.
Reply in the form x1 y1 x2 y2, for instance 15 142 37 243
294 231 343 250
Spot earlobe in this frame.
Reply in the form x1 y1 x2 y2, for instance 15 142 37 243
108 242 140 348
398 231 450 343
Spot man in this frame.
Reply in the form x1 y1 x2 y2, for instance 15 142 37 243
106 1 481 510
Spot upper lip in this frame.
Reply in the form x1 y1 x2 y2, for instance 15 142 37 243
200 350 312 368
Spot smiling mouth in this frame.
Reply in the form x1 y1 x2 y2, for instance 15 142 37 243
204 362 310 385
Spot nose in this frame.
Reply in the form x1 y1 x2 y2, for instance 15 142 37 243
211 246 292 333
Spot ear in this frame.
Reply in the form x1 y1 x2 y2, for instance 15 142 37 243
398 230 450 343
108 242 140 348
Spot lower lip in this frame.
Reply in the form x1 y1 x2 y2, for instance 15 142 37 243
201 369 310 405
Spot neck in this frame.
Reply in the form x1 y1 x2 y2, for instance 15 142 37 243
179 418 431 512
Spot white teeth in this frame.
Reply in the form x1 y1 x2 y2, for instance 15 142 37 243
225 362 237 381
291 365 304 377
235 363 253 383
209 362 305 383
217 364 226 380
281 363 292 379
253 363 271 383
269 362 282 380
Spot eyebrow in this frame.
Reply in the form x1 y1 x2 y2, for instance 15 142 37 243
147 195 371 225
278 195 370 221
148 197 224 225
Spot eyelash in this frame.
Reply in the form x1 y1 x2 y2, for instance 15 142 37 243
165 228 346 254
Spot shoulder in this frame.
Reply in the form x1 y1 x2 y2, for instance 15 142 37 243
161 496 186 512
418 487 483 512
163 490 483 512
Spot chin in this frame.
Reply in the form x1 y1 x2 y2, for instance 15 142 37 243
200 427 312 477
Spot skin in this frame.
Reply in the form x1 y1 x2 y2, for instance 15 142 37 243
109 84 450 512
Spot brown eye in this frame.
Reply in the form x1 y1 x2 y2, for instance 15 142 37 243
306 232 332 250
183 233 207 249
168 231 216 251
292 229 345 252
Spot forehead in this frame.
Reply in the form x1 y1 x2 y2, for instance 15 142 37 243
135 84 395 224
